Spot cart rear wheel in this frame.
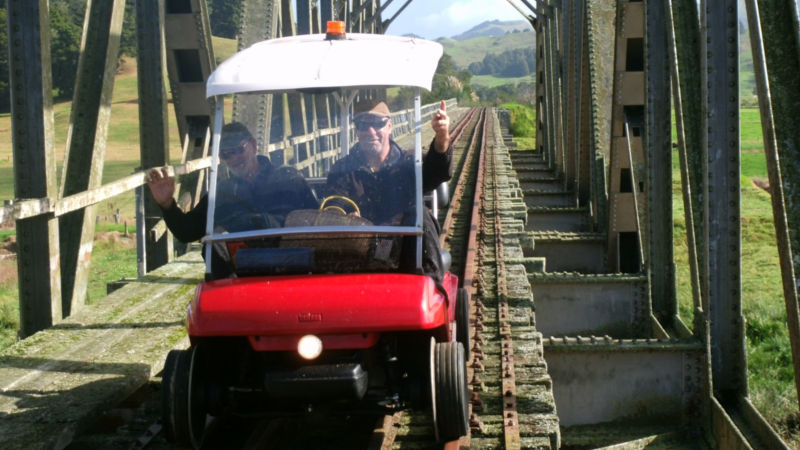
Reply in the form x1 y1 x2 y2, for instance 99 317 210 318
162 346 208 448
430 340 469 442
456 287 470 360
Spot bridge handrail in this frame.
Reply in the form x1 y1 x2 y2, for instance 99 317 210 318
0 98 456 225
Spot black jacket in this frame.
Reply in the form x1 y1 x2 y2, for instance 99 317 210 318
325 139 452 224
160 155 317 242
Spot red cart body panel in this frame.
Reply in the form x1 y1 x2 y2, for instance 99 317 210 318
187 272 458 350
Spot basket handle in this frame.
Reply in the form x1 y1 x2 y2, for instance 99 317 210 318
319 195 361 216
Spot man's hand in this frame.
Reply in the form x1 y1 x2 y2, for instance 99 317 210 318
145 167 176 209
431 100 451 153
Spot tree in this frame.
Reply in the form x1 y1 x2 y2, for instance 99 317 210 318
0 7 9 113
48 1 83 99
119 0 137 57
501 51 530 77
468 61 485 75
208 0 242 39
468 48 536 78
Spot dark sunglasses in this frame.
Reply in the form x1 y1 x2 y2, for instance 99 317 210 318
220 145 246 159
354 116 390 131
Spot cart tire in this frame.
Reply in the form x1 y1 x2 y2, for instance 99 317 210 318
162 349 189 445
456 287 470 360
432 341 469 442
162 346 208 449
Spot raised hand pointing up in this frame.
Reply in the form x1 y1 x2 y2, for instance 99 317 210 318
431 99 451 153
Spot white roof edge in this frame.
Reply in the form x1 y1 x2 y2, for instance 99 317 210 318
206 33 444 98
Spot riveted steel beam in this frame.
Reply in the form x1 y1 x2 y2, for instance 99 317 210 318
542 4 559 172
748 0 800 410
645 0 675 321
551 4 565 179
667 0 704 334
350 0 379 33
164 0 215 239
701 0 745 397
562 2 582 194
234 0 279 160
585 0 617 236
136 0 173 272
7 0 62 337
279 0 312 169
58 0 125 314
534 2 546 161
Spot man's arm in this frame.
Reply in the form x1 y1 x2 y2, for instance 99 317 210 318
146 168 207 242
160 196 208 242
422 141 453 192
423 100 454 192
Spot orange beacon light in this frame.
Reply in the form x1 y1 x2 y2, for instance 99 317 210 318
326 20 346 40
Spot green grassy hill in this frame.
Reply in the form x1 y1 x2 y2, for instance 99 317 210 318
439 30 536 70
450 19 532 41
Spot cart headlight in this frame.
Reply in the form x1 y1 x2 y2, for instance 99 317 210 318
297 334 323 360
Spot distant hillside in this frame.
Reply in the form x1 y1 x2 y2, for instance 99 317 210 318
440 28 536 70
451 20 532 41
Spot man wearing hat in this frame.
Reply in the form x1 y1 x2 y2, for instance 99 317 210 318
146 122 317 274
325 98 453 283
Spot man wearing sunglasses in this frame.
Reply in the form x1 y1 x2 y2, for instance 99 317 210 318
325 98 453 283
146 122 317 274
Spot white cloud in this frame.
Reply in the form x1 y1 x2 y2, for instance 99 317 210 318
383 0 529 39
443 0 524 26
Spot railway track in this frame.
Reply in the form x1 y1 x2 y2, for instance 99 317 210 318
66 107 560 449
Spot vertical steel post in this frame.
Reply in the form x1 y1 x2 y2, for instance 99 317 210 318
577 4 592 207
749 0 800 408
702 0 746 397
666 0 704 332
236 0 280 159
555 2 566 179
8 0 62 337
535 3 546 158
136 0 173 272
645 0 675 321
280 0 312 169
321 0 333 23
585 0 616 235
563 2 581 193
296 0 319 175
543 5 558 169
59 0 125 313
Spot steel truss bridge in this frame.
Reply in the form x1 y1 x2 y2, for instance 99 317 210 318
2 0 800 448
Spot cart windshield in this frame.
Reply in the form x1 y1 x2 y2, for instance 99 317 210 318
203 92 435 276
200 32 443 278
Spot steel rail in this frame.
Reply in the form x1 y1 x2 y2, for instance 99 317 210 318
440 108 484 249
461 108 490 449
373 107 487 449
484 112 522 449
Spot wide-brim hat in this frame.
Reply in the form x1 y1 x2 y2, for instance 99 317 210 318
353 99 391 119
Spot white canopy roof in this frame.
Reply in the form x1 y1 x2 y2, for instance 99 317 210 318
206 33 444 98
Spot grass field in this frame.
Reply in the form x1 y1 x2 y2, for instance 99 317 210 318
471 74 535 88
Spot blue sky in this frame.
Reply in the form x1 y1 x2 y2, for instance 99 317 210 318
380 0 533 40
